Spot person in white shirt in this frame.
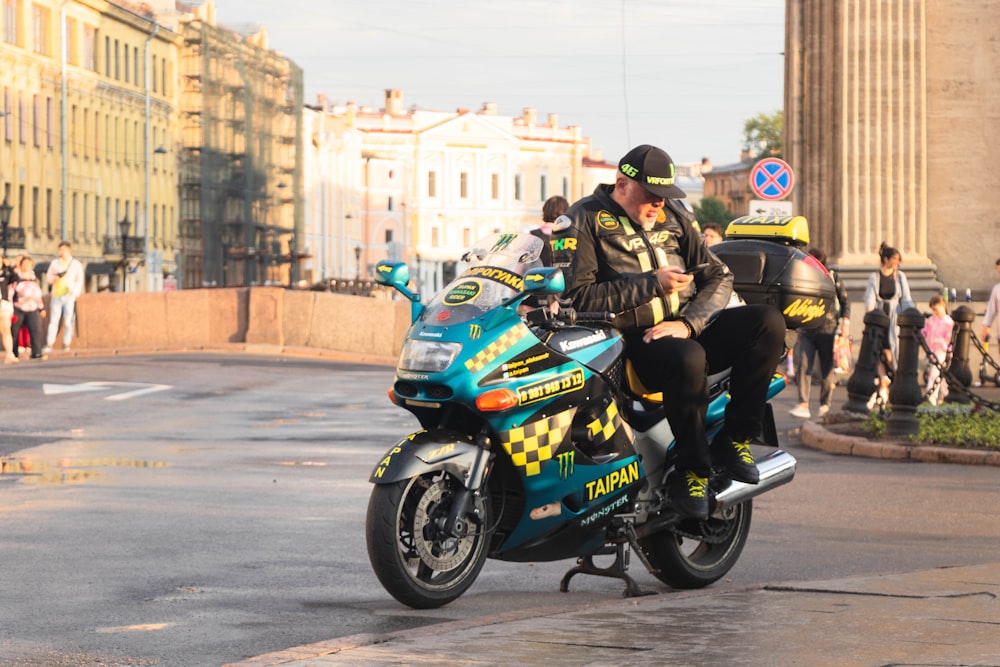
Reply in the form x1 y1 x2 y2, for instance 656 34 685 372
45 241 85 352
980 259 1000 344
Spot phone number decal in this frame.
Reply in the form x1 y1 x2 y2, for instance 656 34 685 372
517 369 585 405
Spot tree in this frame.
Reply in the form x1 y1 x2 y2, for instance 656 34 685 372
743 111 783 159
693 197 734 226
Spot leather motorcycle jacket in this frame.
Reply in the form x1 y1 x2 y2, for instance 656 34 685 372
551 183 733 335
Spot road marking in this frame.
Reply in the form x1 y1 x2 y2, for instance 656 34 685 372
42 381 171 401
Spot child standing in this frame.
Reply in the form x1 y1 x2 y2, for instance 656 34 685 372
920 295 954 405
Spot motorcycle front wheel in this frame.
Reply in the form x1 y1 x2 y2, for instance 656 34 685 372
366 472 491 609
639 500 752 589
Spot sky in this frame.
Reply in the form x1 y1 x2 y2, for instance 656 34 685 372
214 0 786 168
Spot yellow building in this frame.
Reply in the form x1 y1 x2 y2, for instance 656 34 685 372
1 0 179 292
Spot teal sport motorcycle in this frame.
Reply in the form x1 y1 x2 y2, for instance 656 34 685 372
366 232 799 609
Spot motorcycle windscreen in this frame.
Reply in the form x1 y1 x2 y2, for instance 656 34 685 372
420 233 544 326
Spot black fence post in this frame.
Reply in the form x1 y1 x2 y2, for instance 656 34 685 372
885 308 924 436
843 308 890 414
945 305 975 404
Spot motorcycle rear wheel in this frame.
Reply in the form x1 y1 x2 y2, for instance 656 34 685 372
639 500 752 589
366 472 491 609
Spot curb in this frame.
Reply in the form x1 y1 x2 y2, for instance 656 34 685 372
799 420 1000 466
221 584 755 667
24 344 399 367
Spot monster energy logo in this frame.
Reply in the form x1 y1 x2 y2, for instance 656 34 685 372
469 324 482 340
557 451 575 480
491 234 517 252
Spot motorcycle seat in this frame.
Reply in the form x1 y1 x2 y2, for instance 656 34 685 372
624 359 730 404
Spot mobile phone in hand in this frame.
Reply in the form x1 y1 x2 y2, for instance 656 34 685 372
684 263 709 274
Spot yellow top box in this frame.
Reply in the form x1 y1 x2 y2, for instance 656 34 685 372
725 215 810 247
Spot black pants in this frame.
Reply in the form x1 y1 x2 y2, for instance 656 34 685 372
624 304 786 476
12 308 44 358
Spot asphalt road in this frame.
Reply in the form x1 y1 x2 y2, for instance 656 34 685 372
1 353 999 666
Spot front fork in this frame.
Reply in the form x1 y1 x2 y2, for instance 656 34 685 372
441 434 492 539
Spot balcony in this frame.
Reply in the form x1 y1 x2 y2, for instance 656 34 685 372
102 236 147 261
1 226 25 251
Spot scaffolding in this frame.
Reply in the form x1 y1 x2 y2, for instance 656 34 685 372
178 21 303 288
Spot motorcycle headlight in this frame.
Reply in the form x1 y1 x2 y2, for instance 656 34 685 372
398 340 462 373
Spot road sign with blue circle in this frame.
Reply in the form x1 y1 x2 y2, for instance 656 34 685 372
749 158 794 201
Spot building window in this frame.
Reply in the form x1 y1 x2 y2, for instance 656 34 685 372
463 227 471 248
387 196 394 211
65 16 77 66
2 87 10 142
3 0 17 45
427 171 437 198
114 38 119 80
31 94 39 146
18 91 25 143
431 227 440 248
385 229 394 243
70 104 77 155
32 4 49 56
133 46 139 87
31 186 38 236
46 96 53 149
540 174 548 201
459 172 469 199
514 174 523 202
83 25 96 71
105 36 110 77
491 173 499 199
45 188 52 237
152 55 157 93
562 177 569 198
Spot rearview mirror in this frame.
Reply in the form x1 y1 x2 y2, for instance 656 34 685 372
522 267 565 295
374 260 410 289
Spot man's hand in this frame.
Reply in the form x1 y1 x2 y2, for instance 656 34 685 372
642 320 690 342
654 266 694 294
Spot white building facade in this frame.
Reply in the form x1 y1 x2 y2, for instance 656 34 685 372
302 90 595 294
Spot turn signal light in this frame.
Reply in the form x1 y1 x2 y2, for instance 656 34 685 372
476 388 519 412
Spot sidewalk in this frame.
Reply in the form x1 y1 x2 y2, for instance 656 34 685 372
226 561 1000 666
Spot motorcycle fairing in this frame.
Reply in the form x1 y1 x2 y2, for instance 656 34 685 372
545 325 626 375
492 451 644 562
369 429 486 485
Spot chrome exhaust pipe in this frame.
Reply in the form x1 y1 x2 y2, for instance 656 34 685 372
713 449 796 514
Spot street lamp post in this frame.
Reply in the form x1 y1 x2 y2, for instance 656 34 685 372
119 216 131 292
0 196 12 257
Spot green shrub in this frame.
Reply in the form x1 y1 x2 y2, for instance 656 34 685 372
862 404 1000 449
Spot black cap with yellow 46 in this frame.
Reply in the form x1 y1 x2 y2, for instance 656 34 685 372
618 144 687 199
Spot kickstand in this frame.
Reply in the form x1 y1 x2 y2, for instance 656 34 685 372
559 542 654 598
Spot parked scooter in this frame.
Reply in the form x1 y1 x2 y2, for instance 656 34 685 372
367 223 833 609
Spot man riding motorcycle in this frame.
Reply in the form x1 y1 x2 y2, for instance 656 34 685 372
551 144 786 520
